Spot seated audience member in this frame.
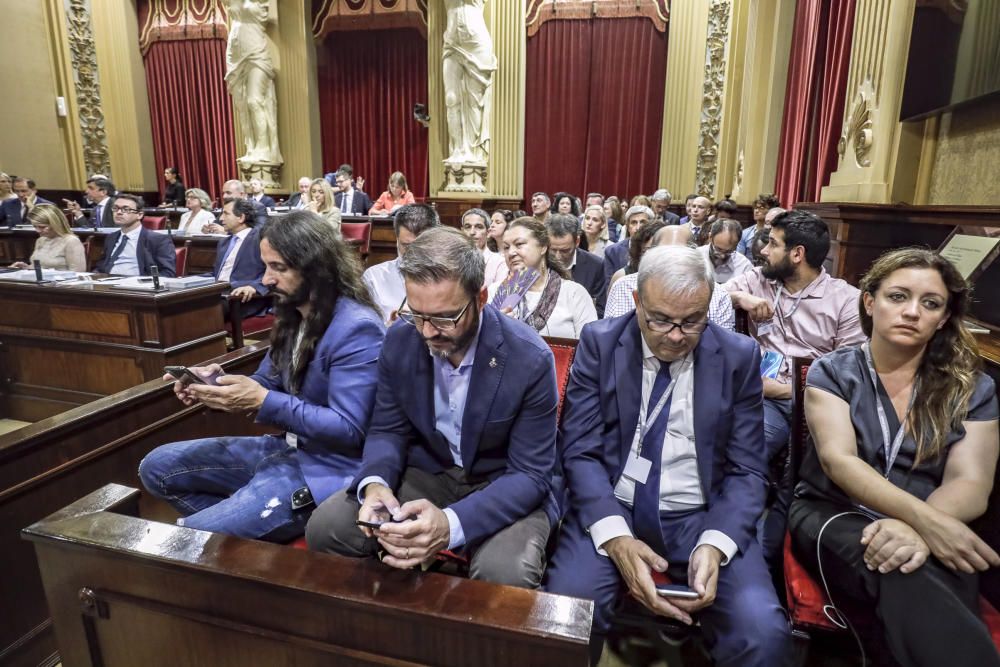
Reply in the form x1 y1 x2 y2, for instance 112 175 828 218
585 192 604 209
176 188 216 235
701 218 754 283
490 217 597 339
1 177 52 228
462 207 508 287
546 245 790 665
530 191 551 222
650 188 681 225
248 178 276 208
581 204 609 258
681 196 712 243
160 167 186 206
139 211 385 541
725 209 866 563
750 206 785 267
602 204 655 285
307 227 559 587
334 166 373 215
287 176 312 209
608 220 668 287
790 248 1000 667
201 179 267 233
362 203 440 323
306 177 343 232
606 226 736 330
677 193 698 225
369 171 416 215
488 208 513 253
738 194 781 260
603 196 623 242
547 213 607 317
551 192 580 217
10 204 86 272
94 194 176 276
215 198 269 319
0 172 15 202
63 177 115 227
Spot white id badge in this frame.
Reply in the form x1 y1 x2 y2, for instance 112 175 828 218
623 455 653 485
756 320 775 336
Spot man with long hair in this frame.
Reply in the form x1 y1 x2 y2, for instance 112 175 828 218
139 211 385 542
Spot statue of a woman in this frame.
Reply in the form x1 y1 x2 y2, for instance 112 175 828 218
442 0 497 165
225 0 283 166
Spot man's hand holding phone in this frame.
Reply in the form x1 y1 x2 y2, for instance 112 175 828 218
164 364 224 405
376 498 451 570
358 483 404 537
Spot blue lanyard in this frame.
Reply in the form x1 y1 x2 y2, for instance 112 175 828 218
863 343 916 476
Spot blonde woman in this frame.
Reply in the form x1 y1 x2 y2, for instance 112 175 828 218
581 204 609 257
306 178 342 232
369 171 415 215
0 172 16 202
177 188 216 235
11 204 86 272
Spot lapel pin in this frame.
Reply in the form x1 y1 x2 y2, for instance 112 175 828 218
489 357 497 368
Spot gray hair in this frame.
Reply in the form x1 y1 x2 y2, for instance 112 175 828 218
461 208 490 226
651 188 672 202
764 206 786 223
223 179 245 194
624 205 655 223
185 188 211 209
546 213 581 238
637 245 714 304
710 218 743 239
399 227 485 299
393 203 440 237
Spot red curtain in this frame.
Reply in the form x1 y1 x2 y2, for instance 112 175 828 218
524 18 668 203
144 39 237 204
774 0 856 207
317 29 428 199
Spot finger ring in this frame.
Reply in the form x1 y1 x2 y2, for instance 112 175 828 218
405 548 410 558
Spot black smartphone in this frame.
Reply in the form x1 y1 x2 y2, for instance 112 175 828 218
655 584 700 599
164 365 223 386
356 519 387 530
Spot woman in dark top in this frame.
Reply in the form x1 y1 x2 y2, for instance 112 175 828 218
161 166 186 206
790 247 1000 667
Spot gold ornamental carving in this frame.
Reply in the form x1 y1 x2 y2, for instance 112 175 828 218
837 80 875 168
694 0 731 197
66 0 112 178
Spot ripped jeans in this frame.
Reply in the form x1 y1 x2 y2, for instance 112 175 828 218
139 435 311 542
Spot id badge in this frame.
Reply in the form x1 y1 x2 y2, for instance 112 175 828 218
623 455 653 485
756 320 775 336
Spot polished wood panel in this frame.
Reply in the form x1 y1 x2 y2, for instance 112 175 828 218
25 484 592 667
0 345 271 667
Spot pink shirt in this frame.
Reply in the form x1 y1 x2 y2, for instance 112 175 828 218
724 267 866 384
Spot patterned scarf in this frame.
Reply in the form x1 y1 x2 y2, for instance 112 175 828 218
518 270 562 332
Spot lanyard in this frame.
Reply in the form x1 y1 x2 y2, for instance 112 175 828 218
863 343 916 476
772 284 808 319
636 359 686 457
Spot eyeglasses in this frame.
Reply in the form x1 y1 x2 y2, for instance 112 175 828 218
638 297 708 335
397 298 473 331
709 243 732 260
111 206 139 214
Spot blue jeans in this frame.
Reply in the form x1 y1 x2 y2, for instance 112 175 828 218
139 434 311 542
759 397 793 565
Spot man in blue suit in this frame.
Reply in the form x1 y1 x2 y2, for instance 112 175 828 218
94 193 176 276
333 166 372 215
546 245 790 665
307 227 559 588
139 211 385 541
0 177 53 228
214 197 269 320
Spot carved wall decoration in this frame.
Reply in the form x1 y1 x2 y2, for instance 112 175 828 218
138 0 230 53
66 0 112 178
731 147 745 198
525 0 669 37
837 80 874 168
694 0 731 198
313 0 427 40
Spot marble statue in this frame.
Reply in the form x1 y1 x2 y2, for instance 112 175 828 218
442 0 497 166
225 0 283 170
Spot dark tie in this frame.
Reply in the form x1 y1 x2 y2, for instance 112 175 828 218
94 203 103 225
632 362 672 557
108 235 129 266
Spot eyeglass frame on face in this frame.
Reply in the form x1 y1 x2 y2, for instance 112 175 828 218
709 241 733 262
396 297 474 331
636 295 709 335
112 205 140 214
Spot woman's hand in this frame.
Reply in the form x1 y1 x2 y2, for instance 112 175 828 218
860 518 929 574
10 261 28 269
913 506 1000 573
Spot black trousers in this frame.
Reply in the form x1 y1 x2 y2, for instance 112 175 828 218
788 497 1000 667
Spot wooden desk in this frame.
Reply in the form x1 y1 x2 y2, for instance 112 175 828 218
0 279 228 421
0 344 271 667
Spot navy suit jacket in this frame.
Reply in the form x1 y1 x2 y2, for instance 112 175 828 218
560 314 768 555
286 192 305 208
659 211 681 225
572 248 608 318
213 227 269 317
252 194 276 209
75 198 115 228
334 189 373 216
350 305 560 546
602 237 630 286
95 227 177 277
1 196 53 228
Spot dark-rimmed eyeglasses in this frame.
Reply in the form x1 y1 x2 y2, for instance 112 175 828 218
397 298 473 331
638 297 708 335
111 206 139 214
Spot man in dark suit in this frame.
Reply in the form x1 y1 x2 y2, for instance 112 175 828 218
333 167 372 216
651 188 681 225
547 213 608 317
285 176 312 209
0 177 53 228
307 227 559 588
200 179 268 233
602 204 655 285
64 177 116 227
248 178 276 208
546 244 790 665
214 197 269 320
94 193 176 276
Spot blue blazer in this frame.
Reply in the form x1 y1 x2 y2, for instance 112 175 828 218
253 194 276 209
602 237 630 286
213 228 269 318
350 305 561 546
334 190 373 216
1 196 53 228
560 314 768 554
251 298 385 503
95 227 176 277
571 248 607 318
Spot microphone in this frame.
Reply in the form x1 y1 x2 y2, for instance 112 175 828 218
150 265 160 290
33 259 43 282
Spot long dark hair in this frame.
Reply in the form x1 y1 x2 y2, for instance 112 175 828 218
259 211 380 393
859 247 981 464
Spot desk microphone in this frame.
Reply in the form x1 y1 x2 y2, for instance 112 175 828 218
33 259 43 282
150 265 160 290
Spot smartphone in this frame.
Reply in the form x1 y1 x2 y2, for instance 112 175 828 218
164 365 223 386
655 584 700 599
355 515 414 530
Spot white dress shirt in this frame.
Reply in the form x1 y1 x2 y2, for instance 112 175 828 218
486 278 597 339
362 258 406 323
340 188 354 214
177 209 216 235
699 244 754 284
588 337 738 563
109 226 143 276
218 227 251 282
605 273 736 331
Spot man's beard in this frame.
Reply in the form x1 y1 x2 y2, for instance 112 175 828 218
273 283 309 308
761 255 795 281
423 309 479 360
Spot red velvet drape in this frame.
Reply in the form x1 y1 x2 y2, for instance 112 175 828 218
774 0 856 207
524 18 668 202
317 29 428 199
143 39 237 204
